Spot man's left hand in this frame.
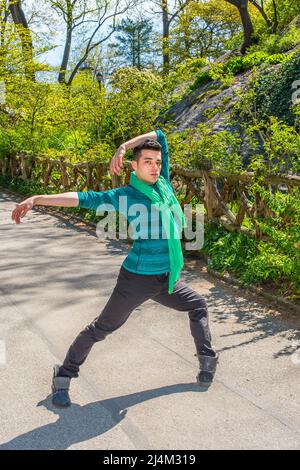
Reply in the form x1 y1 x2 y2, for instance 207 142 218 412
110 144 126 175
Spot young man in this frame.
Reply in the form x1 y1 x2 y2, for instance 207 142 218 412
11 129 218 408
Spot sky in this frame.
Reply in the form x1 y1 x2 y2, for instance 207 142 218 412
26 0 164 68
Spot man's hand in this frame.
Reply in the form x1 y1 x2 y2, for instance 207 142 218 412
11 197 35 225
110 144 126 175
109 131 157 175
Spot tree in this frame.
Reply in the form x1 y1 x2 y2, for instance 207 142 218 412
150 0 191 75
249 0 278 33
103 67 166 143
8 0 35 80
170 0 241 61
109 17 154 69
0 1 9 74
50 0 134 86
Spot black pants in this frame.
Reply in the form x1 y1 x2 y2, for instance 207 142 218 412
59 266 216 378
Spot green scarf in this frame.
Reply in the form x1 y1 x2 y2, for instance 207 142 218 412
129 171 186 294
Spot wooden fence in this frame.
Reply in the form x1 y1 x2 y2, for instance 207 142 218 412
1 153 300 240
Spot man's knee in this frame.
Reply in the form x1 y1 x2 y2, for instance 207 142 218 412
84 319 116 342
188 298 208 321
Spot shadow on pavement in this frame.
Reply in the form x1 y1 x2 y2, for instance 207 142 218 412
0 382 209 450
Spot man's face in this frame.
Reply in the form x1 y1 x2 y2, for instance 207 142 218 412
131 149 162 185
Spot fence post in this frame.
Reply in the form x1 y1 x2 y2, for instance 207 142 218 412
203 173 219 222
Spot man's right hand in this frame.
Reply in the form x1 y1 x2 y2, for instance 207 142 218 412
109 144 126 175
11 197 35 224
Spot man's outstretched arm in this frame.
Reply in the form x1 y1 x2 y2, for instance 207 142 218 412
11 192 79 224
11 187 123 224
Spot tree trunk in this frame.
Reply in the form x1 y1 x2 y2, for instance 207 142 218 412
272 0 278 34
137 28 141 69
0 2 9 73
183 27 191 59
162 0 170 75
249 0 273 32
226 0 256 54
8 0 35 80
58 24 72 84
67 54 88 87
239 2 255 53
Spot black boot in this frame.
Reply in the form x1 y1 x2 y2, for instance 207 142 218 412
196 353 219 384
51 364 71 407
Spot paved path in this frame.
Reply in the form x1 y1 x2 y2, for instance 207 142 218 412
0 190 300 450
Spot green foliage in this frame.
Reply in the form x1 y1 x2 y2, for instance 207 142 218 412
189 69 214 90
0 174 52 197
274 1 300 31
257 27 300 54
250 49 300 125
224 51 288 74
234 115 300 175
192 124 244 174
202 220 300 297
100 67 167 145
162 58 208 104
0 73 108 158
166 123 243 174
203 223 257 277
189 51 287 92
0 67 165 160
169 0 241 63
227 79 300 297
1 2 300 300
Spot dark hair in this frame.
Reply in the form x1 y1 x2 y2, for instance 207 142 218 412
133 139 161 162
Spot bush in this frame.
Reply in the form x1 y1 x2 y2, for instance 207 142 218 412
189 69 214 90
189 52 288 92
252 49 300 125
202 220 300 296
257 27 300 54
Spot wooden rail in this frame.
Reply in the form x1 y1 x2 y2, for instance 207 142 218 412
1 153 299 240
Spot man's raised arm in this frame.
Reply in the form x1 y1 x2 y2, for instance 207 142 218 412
110 131 156 175
110 129 170 182
154 129 170 183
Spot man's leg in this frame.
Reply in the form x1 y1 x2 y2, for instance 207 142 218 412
52 267 155 406
151 277 218 383
58 267 152 379
152 278 215 356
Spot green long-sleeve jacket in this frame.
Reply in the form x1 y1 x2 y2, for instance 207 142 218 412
77 129 177 275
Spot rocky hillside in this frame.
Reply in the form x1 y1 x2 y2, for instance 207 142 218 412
164 68 253 133
162 43 300 164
